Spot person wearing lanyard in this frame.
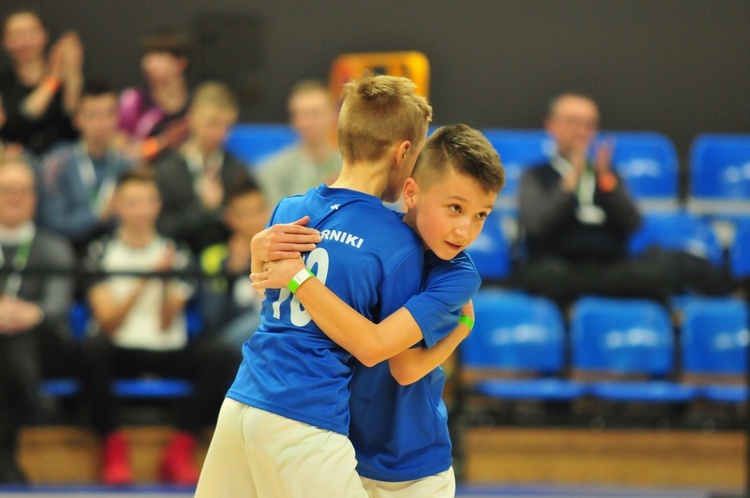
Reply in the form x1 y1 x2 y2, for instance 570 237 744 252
0 156 76 484
39 81 132 255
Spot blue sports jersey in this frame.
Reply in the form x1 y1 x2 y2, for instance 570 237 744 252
349 250 481 482
227 185 424 436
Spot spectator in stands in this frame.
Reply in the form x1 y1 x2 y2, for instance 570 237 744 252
78 168 234 485
257 79 342 206
153 81 250 254
0 10 82 156
200 175 269 352
118 29 191 162
39 81 132 255
516 93 732 309
0 156 76 484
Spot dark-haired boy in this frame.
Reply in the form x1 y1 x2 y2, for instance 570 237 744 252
251 124 505 497
39 81 132 254
200 175 269 350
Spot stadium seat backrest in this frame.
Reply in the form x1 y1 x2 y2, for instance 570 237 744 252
682 299 749 376
225 124 298 167
481 129 553 204
689 134 750 214
464 210 511 280
627 211 723 265
731 221 750 277
609 132 679 204
571 297 674 376
461 291 565 374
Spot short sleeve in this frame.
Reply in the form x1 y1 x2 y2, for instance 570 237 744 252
403 259 481 348
377 247 425 332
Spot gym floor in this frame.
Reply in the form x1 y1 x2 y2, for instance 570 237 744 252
0 484 732 498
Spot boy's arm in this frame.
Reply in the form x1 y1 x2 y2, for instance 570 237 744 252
388 300 473 386
252 257 425 367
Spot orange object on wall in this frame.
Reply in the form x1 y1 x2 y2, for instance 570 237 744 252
329 51 430 102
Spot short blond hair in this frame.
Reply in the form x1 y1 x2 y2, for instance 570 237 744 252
191 81 239 114
413 124 505 193
337 75 432 163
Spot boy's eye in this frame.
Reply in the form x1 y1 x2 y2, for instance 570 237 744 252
476 212 488 220
448 205 461 213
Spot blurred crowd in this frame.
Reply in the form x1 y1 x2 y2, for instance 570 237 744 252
0 8 740 487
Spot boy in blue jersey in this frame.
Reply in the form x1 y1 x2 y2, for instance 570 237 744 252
195 75 433 498
251 124 505 497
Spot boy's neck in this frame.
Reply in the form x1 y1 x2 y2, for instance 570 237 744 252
329 160 390 198
402 210 418 232
84 137 111 159
186 139 220 161
119 226 157 248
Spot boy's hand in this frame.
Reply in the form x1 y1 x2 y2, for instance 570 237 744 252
251 216 321 262
250 258 307 290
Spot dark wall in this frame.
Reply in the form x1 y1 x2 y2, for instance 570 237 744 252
3 0 749 159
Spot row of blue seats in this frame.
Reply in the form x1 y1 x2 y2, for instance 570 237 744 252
224 124 750 215
41 303 204 399
463 291 749 404
465 208 750 281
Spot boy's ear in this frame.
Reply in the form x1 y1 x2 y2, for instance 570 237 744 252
394 140 411 168
402 177 419 209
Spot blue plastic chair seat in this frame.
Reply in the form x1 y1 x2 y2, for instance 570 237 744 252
589 380 698 403
700 384 749 403
42 378 193 398
475 378 588 401
114 379 193 398
42 379 80 397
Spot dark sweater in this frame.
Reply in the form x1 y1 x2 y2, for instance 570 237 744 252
519 163 642 263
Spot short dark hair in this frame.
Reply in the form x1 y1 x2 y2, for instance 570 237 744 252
81 79 116 100
224 173 263 206
116 167 157 190
413 124 505 193
141 29 191 61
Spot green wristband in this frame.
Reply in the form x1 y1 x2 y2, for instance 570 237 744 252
288 268 315 293
458 315 474 331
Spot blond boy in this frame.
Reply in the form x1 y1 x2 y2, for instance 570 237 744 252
195 75 432 498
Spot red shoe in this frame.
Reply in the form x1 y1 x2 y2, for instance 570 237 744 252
159 431 200 485
101 431 133 485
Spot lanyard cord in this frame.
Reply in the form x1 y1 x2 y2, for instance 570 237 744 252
0 237 33 298
76 142 118 213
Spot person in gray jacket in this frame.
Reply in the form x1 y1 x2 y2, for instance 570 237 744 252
0 156 76 483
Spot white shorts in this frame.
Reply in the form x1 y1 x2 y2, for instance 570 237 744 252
196 397 368 498
360 467 456 498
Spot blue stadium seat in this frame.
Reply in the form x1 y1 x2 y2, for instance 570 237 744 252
481 129 553 208
464 210 511 281
628 211 724 266
731 220 750 277
688 134 750 216
224 123 298 167
681 297 749 403
461 290 587 401
42 302 199 399
571 297 697 403
609 132 679 211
